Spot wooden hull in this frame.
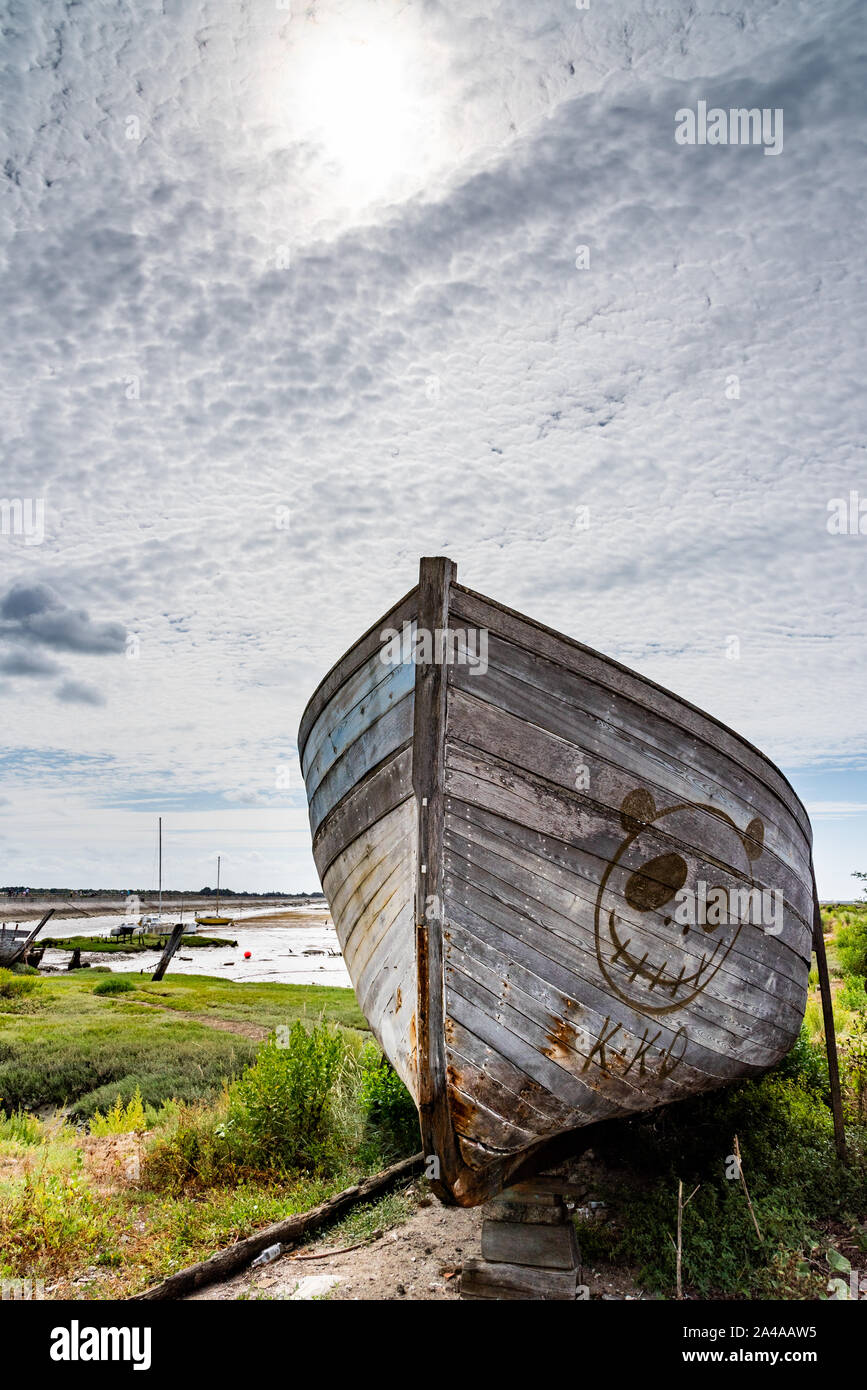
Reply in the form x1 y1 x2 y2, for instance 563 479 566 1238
0 911 53 968
299 559 813 1206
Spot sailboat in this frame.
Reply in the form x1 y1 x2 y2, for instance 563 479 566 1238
138 816 173 935
298 557 813 1207
195 855 234 928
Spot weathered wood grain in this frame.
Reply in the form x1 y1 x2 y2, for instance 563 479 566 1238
481 1220 580 1270
308 693 414 836
321 797 418 1096
447 682 811 894
460 1258 580 1300
444 750 812 973
412 556 463 1205
449 585 812 845
312 744 412 880
302 654 415 795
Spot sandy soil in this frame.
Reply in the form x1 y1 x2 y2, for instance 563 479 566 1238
187 1188 646 1302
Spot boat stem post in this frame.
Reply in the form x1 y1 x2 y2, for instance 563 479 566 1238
811 884 847 1164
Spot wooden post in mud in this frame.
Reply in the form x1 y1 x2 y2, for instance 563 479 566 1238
812 884 847 1164
151 923 185 983
461 1178 584 1300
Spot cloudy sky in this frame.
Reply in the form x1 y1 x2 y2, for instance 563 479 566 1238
0 0 864 896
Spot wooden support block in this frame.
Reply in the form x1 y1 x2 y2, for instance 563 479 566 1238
486 1197 567 1225
503 1178 588 1199
461 1258 580 1301
460 1174 584 1300
482 1218 580 1270
487 1180 574 1224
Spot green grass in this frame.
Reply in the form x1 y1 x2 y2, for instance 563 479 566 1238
129 974 369 1032
307 1187 420 1249
0 972 366 1121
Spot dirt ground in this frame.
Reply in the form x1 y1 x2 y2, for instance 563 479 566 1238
187 1192 645 1302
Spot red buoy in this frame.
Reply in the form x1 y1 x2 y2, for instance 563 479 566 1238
244 950 251 959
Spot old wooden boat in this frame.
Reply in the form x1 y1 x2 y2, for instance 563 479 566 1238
298 558 814 1206
0 909 54 968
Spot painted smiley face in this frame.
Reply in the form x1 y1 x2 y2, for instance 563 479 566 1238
594 788 764 1017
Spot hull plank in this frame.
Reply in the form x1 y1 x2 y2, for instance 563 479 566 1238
321 797 418 1096
302 654 415 797
308 693 414 837
300 559 814 1206
312 745 413 880
449 584 811 845
447 681 812 905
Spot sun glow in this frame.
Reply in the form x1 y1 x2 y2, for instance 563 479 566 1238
269 13 445 213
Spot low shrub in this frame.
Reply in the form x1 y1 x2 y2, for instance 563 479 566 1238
579 1035 867 1297
92 977 136 997
359 1046 419 1157
142 1096 241 1192
0 1107 43 1145
837 913 867 978
143 1023 351 1190
89 1085 147 1136
0 969 38 1000
228 1023 347 1171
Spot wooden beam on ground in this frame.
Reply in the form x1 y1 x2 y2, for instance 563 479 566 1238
811 880 847 1164
151 922 185 983
128 1152 424 1301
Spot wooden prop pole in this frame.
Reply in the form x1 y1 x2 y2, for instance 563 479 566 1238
151 922 185 983
811 876 847 1164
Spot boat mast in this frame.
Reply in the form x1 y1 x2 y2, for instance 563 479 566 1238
216 855 220 915
158 816 162 920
